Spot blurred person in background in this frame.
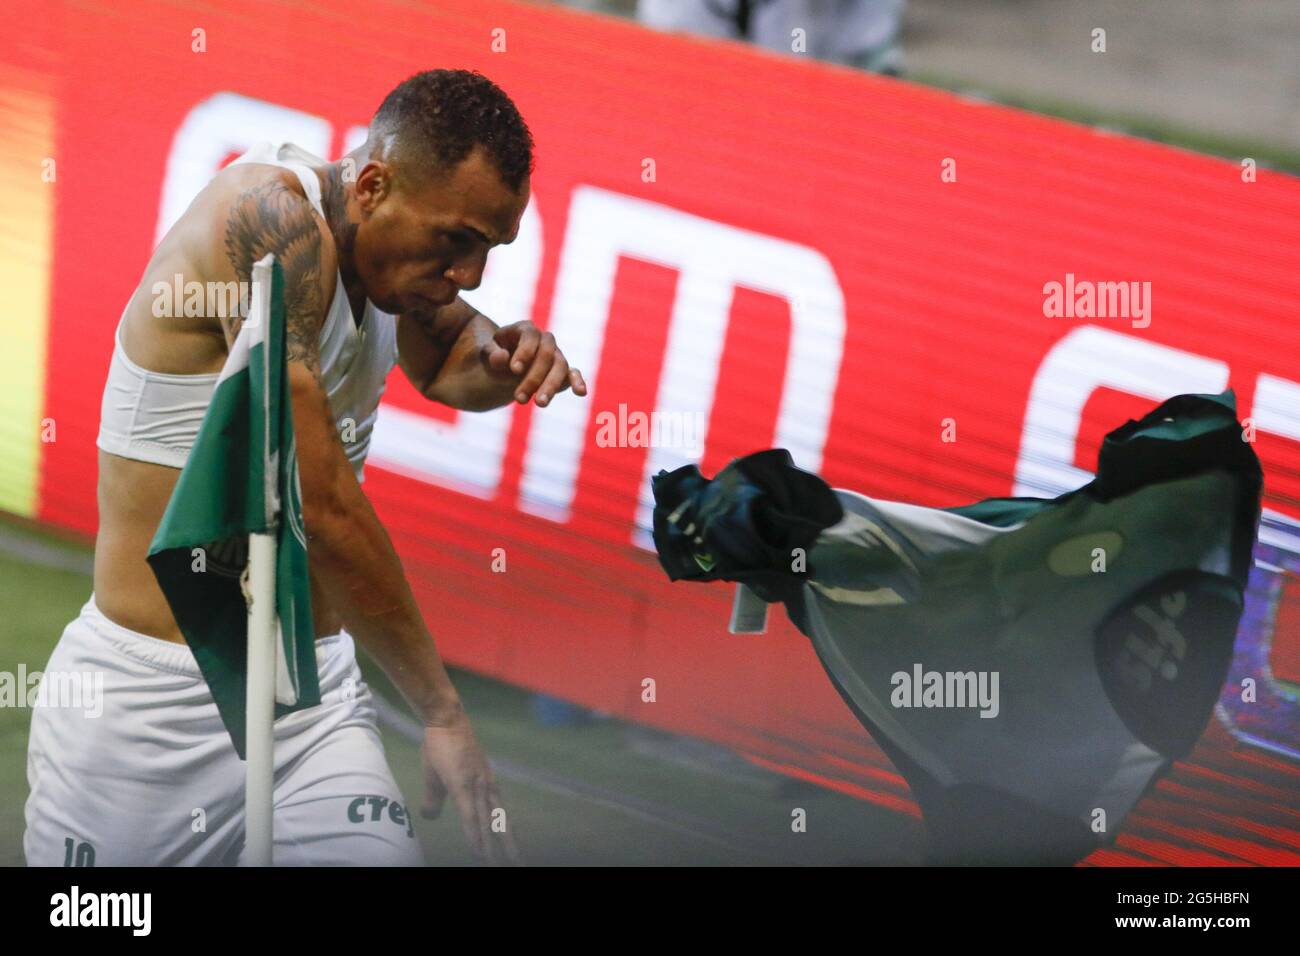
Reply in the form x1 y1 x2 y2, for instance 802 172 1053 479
638 0 906 75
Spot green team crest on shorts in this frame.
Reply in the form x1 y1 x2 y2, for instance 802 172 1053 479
147 256 318 760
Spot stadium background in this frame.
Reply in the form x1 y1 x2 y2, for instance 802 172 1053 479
1 0 1298 865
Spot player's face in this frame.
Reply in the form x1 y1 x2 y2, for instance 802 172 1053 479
352 146 527 317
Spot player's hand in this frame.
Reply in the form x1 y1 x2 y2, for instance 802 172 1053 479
420 707 520 865
480 320 587 407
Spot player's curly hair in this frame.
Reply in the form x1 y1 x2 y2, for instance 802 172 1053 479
369 69 534 193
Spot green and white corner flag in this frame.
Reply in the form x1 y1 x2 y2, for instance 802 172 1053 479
147 255 318 760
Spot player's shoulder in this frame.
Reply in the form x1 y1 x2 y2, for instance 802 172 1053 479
215 163 335 246
203 161 339 289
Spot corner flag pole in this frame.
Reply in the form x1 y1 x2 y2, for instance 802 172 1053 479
243 252 280 867
245 531 278 866
728 584 769 634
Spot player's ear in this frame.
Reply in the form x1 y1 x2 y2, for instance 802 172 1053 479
353 160 391 211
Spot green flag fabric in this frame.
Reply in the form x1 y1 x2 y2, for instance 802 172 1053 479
147 255 318 759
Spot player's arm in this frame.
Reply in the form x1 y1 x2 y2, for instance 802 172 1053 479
397 296 587 411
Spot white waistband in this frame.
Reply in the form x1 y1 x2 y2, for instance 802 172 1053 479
77 595 351 677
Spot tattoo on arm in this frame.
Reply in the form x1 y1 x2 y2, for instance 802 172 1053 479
222 180 325 377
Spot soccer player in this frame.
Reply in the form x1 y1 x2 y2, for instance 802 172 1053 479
24 70 583 866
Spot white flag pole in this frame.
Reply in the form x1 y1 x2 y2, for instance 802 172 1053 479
728 583 769 634
244 252 279 867
245 532 278 866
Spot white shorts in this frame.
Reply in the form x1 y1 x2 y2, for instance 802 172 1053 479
24 597 424 867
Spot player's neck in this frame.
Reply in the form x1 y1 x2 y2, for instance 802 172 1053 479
319 158 365 318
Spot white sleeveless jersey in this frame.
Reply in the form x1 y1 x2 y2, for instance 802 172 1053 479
97 141 399 482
